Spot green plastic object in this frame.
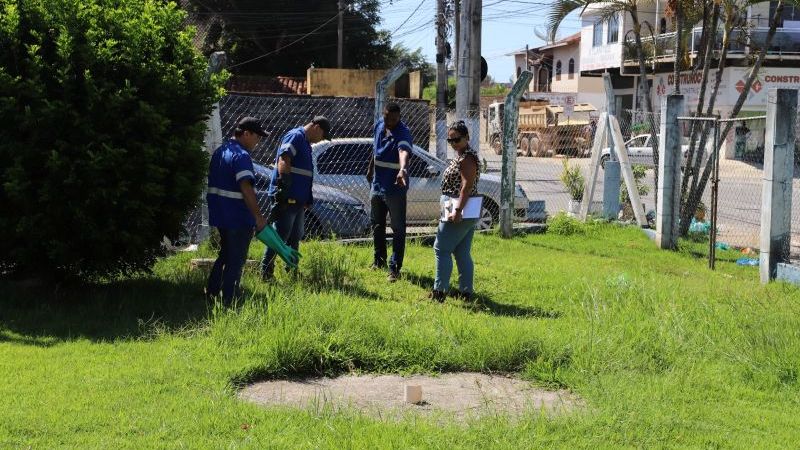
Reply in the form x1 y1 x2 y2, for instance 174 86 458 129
255 225 301 269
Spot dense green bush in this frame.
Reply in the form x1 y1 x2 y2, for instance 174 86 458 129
0 0 222 279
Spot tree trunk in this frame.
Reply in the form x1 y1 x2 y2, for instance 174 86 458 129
679 0 785 237
679 3 720 216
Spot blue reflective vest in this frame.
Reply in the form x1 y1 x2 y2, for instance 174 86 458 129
268 127 314 205
372 119 413 196
207 139 256 229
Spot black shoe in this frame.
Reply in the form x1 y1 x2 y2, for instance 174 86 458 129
451 290 474 301
428 290 446 303
387 271 400 282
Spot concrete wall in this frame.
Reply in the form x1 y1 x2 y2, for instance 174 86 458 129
577 76 606 109
307 68 394 97
409 71 422 99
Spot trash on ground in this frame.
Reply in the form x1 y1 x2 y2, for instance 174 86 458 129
736 258 759 266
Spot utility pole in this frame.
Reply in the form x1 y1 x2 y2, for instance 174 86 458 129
435 0 448 159
337 0 344 68
457 0 481 150
454 0 460 76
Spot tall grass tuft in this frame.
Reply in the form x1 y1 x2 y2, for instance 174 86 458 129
298 241 361 293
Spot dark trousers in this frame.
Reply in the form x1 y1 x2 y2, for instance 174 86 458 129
260 202 305 277
371 192 407 273
207 227 253 302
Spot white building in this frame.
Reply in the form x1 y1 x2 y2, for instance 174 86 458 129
512 33 605 108
577 0 800 158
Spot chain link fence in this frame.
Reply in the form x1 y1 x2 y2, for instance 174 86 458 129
617 108 800 260
182 88 800 261
182 95 542 244
478 99 600 220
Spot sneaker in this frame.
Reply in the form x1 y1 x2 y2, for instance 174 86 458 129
387 271 400 282
370 263 386 271
427 290 446 303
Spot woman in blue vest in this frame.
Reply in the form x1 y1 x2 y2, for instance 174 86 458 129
430 120 480 302
260 116 331 280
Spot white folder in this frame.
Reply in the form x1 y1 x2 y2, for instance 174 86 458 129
440 195 483 221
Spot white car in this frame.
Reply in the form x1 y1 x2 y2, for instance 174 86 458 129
311 138 535 229
600 134 699 169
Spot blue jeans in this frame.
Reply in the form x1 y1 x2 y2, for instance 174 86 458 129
260 201 305 277
371 192 407 273
434 218 478 294
207 227 253 302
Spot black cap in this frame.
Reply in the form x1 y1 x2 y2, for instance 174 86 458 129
236 117 268 137
312 116 332 140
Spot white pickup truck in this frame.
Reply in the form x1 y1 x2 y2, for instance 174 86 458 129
600 134 700 169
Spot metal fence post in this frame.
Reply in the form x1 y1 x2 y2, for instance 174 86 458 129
500 70 533 238
198 51 226 243
760 88 797 283
375 60 411 124
602 74 621 220
655 94 684 250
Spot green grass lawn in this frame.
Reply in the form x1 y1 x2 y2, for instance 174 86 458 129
1 224 799 448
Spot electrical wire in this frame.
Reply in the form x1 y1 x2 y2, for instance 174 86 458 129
227 12 340 70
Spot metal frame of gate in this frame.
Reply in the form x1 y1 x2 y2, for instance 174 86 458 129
677 114 766 270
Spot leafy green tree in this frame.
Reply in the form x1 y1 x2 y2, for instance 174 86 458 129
185 0 394 75
0 0 221 280
391 44 435 86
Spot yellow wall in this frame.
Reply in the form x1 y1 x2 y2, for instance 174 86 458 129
307 68 394 97
409 71 422 99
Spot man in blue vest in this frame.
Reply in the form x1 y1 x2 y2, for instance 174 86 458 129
206 117 268 304
366 102 412 282
260 116 331 280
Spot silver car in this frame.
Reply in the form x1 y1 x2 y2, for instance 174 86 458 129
311 138 533 229
600 134 698 169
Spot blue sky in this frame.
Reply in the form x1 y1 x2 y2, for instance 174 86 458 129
379 0 582 83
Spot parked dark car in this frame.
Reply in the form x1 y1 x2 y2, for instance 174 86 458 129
251 162 370 239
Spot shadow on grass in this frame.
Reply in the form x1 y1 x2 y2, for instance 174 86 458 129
403 272 561 319
0 274 211 345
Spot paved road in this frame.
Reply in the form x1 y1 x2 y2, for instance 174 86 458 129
477 144 800 254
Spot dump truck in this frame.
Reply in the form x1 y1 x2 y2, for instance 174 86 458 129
487 100 597 157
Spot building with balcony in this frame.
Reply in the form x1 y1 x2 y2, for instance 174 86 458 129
578 1 800 158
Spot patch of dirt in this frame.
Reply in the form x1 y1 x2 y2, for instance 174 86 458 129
239 372 579 421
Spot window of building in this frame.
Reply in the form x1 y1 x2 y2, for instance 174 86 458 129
517 66 522 77
593 20 603 47
660 17 667 34
568 58 575 79
555 60 562 81
607 14 619 43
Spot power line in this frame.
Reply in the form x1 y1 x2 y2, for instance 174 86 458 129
227 12 340 70
391 0 429 34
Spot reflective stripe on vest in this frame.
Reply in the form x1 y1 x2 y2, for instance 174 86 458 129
235 170 254 181
290 167 313 177
280 142 297 157
208 186 243 199
374 160 401 170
